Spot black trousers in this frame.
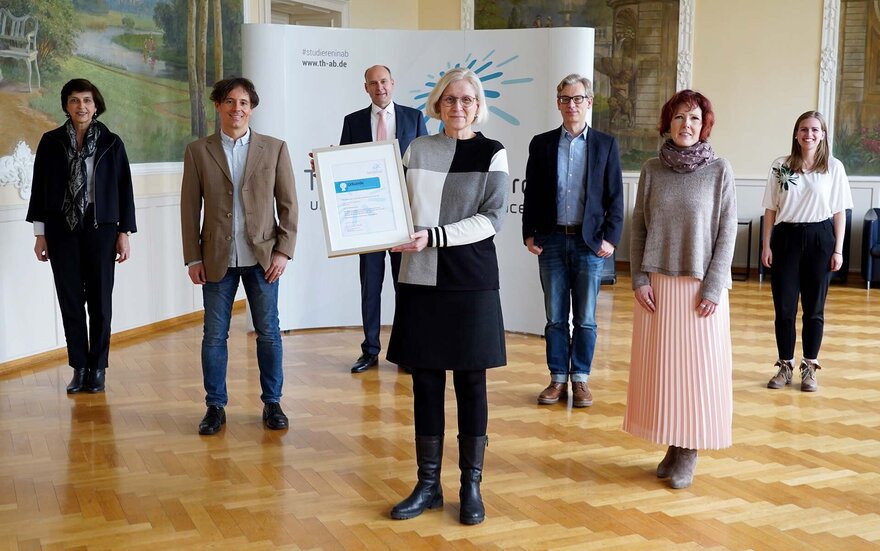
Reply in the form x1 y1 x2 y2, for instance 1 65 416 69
412 369 487 437
359 250 401 355
769 220 835 360
45 208 118 370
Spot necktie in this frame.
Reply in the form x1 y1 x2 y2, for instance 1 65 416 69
376 109 388 141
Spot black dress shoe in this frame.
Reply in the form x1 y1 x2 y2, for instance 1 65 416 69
66 368 88 394
262 402 289 430
350 353 379 373
85 368 106 393
198 405 226 435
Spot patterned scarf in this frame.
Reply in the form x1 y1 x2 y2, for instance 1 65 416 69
658 139 716 174
62 119 101 230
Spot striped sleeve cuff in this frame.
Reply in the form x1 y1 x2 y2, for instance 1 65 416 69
425 226 448 247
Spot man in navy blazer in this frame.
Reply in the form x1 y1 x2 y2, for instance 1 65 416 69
340 65 428 374
522 74 623 407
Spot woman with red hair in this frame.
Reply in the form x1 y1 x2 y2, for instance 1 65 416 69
623 90 737 489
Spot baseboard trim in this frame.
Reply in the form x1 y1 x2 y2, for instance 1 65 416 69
0 300 245 377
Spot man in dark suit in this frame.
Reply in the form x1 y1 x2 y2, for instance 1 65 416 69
340 65 428 374
522 74 624 408
181 77 298 435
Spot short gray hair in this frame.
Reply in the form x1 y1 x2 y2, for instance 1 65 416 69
424 67 489 125
556 73 593 98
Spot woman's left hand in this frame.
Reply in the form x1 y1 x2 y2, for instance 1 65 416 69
115 233 130 263
391 230 428 253
830 252 843 272
696 298 717 318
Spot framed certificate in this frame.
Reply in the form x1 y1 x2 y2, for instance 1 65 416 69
312 139 414 257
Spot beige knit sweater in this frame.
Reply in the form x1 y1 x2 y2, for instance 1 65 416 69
630 157 737 303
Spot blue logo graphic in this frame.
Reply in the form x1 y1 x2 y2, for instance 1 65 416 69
335 177 380 193
410 50 534 129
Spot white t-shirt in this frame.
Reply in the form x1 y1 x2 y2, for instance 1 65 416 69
762 156 853 224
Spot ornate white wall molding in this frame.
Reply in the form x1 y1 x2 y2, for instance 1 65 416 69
819 0 840 146
0 141 35 200
677 0 695 90
461 0 474 30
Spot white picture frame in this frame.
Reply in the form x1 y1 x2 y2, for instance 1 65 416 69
312 139 414 257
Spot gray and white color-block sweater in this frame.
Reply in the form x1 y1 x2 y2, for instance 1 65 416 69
399 132 509 290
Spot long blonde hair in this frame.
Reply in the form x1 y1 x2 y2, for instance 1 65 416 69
786 110 830 173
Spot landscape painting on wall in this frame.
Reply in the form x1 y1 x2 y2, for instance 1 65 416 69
834 0 880 176
475 0 681 170
0 0 242 173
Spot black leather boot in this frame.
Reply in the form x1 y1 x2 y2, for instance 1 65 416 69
458 435 488 525
390 435 444 519
66 368 88 394
85 368 106 393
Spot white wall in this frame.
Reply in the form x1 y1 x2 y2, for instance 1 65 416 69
0 195 204 363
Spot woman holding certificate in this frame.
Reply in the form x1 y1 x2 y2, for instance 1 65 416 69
387 67 508 525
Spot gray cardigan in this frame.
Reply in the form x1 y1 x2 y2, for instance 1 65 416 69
630 157 737 303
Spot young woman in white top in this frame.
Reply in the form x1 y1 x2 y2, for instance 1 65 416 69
761 111 853 392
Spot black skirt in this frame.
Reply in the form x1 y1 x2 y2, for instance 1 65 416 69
386 285 506 371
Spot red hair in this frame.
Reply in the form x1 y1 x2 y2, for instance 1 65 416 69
657 89 715 141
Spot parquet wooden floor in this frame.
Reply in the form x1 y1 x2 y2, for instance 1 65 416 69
1 275 879 550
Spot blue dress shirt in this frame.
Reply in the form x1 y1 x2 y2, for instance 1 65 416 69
556 127 588 226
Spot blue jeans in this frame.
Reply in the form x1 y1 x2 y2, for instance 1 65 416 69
202 264 282 407
537 233 604 383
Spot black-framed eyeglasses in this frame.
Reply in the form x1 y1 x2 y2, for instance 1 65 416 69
440 95 477 108
557 95 589 105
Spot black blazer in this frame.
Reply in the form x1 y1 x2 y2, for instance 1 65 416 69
522 126 623 253
339 103 428 154
26 122 137 233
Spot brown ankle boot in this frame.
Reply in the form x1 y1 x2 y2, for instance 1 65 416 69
669 448 698 489
800 360 820 392
767 360 793 389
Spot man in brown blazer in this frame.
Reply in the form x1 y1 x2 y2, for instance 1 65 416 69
181 77 298 436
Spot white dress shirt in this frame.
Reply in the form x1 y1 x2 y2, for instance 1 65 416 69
371 102 397 142
220 128 259 268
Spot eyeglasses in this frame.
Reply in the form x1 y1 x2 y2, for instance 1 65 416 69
440 95 477 108
557 95 589 105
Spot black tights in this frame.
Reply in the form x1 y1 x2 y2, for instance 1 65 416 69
412 369 487 437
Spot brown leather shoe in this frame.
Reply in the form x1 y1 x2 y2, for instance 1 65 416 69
537 382 567 404
572 381 593 407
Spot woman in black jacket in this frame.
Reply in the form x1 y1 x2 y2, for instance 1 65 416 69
26 78 137 394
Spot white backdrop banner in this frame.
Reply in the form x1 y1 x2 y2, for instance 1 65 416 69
243 24 594 335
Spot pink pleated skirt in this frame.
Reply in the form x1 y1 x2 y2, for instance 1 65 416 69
623 273 733 450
